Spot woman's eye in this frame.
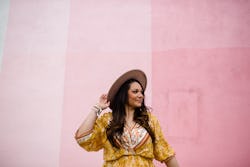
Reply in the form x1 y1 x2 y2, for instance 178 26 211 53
132 90 144 94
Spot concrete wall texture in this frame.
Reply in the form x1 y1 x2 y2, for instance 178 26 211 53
0 0 250 166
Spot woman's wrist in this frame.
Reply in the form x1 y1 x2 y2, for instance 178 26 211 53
92 104 102 117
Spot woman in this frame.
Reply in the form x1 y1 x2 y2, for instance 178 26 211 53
75 69 179 167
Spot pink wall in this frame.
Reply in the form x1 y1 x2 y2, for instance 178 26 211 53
152 0 250 166
0 0 250 167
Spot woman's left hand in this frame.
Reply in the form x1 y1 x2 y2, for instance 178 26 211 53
165 156 179 167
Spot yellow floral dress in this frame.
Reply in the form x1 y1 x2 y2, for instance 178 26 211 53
75 112 175 167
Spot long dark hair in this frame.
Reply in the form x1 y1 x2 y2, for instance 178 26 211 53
106 79 155 148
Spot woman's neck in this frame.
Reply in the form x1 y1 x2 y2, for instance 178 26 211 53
125 106 135 123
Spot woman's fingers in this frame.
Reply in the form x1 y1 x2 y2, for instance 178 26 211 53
98 94 110 109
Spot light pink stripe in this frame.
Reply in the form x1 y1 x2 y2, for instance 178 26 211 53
0 1 69 166
59 0 152 166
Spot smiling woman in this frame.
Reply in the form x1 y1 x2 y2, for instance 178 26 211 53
74 69 179 167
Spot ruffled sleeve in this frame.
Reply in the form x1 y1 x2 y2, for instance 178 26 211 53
149 112 175 162
75 112 111 152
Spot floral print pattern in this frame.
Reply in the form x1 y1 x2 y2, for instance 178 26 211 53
115 123 149 152
75 112 175 166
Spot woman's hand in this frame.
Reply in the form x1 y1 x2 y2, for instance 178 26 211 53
97 94 110 110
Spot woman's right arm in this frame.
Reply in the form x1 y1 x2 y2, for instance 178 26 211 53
75 94 110 138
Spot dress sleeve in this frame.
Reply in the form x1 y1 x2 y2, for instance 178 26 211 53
149 112 176 162
75 112 111 152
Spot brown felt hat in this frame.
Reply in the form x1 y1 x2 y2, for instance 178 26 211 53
107 69 147 104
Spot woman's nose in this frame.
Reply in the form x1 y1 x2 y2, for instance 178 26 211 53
138 92 144 97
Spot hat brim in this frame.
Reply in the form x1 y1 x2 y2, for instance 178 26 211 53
107 69 147 104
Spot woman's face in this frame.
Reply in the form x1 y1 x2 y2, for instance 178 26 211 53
127 81 144 108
